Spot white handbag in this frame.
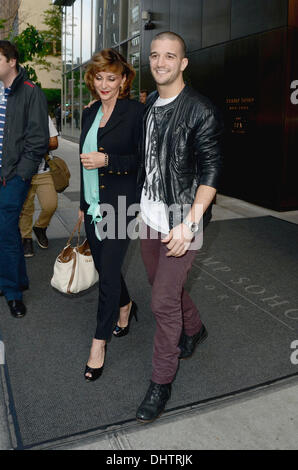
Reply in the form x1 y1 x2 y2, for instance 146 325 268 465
51 219 99 294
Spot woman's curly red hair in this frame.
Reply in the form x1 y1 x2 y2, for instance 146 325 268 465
84 48 136 99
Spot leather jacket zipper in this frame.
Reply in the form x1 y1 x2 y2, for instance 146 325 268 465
153 110 167 205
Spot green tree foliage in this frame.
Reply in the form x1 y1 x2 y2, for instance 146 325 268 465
12 24 45 83
13 24 45 62
43 88 61 114
41 6 62 56
0 5 63 84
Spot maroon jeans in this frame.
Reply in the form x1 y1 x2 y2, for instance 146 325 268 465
140 223 202 384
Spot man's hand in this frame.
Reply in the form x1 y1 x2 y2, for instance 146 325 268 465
84 99 98 109
80 151 105 169
161 223 194 257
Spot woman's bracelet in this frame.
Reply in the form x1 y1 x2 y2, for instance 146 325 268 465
104 153 109 167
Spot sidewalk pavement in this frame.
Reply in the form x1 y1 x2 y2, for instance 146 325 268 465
0 137 298 450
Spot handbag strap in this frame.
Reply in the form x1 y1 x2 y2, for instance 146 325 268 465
66 219 82 247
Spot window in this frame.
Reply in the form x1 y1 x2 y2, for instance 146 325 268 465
132 6 139 23
92 0 104 54
73 0 81 66
133 37 139 47
62 1 141 141
82 0 92 62
65 6 72 66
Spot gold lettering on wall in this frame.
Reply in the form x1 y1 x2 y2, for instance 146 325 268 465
225 97 256 135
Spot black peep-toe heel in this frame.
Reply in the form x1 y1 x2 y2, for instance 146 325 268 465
112 301 138 338
84 364 104 382
84 345 106 382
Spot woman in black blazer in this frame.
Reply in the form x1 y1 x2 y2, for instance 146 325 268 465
79 49 144 381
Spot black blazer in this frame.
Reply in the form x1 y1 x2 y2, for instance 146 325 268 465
80 98 144 212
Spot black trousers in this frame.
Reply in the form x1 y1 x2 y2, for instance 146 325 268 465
84 213 131 340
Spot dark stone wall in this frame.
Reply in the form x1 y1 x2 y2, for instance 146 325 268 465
202 0 231 48
140 0 298 210
140 0 289 55
230 0 288 39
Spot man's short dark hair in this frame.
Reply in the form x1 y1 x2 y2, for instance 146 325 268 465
0 40 19 68
152 32 187 58
141 89 148 95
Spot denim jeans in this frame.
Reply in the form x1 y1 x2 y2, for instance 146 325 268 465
0 175 31 300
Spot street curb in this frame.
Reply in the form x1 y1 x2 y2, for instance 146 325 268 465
0 327 14 450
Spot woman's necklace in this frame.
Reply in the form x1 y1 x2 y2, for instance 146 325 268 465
100 108 113 125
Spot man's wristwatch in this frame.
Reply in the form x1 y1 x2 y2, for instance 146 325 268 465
183 220 200 233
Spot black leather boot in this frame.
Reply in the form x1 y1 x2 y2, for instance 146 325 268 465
178 324 208 359
136 381 171 423
7 300 26 318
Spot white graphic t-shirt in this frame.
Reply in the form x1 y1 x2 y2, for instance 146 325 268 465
140 95 178 234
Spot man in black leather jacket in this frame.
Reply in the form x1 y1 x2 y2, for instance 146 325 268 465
0 41 49 318
136 32 223 423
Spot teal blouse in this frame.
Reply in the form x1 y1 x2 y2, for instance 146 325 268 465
82 106 103 240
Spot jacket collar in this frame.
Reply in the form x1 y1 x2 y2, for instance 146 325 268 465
146 85 189 113
98 97 129 140
83 98 129 142
9 67 27 94
145 86 190 129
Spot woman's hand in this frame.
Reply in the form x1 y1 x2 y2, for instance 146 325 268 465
78 209 84 222
80 151 105 169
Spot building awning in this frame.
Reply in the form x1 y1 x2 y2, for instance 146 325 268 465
53 0 75 6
